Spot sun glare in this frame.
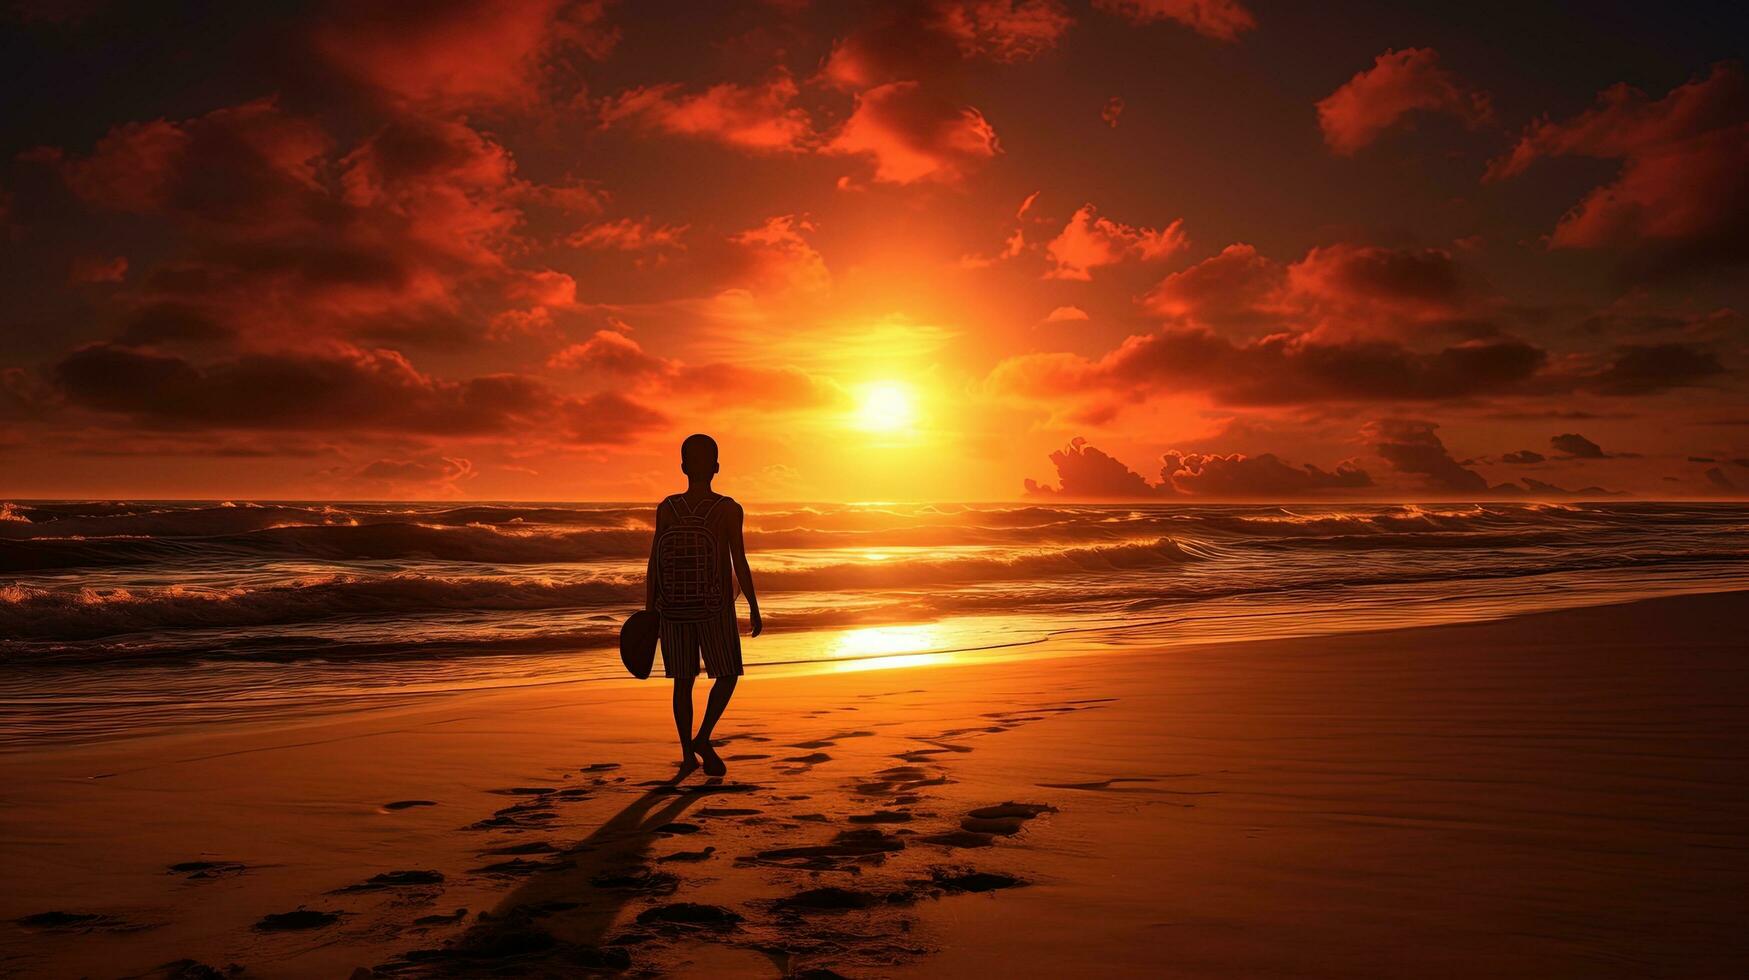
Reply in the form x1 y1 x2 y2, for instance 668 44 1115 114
853 381 917 433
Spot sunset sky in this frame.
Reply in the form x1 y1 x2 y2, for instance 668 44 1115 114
2 0 1745 501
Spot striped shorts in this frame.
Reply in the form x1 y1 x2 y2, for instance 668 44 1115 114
659 607 743 679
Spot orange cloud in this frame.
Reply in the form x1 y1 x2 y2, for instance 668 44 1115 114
547 329 673 377
1091 0 1254 41
1144 242 1282 322
828 81 1000 184
546 329 844 414
821 1 1071 89
1044 204 1186 280
936 0 1075 62
600 73 814 152
568 217 688 252
1317 48 1490 155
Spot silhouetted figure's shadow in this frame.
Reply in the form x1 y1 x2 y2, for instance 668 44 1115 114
384 776 751 974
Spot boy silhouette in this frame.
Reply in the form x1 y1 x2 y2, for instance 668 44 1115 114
646 434 761 777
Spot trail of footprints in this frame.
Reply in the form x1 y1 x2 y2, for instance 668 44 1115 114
13 698 1115 978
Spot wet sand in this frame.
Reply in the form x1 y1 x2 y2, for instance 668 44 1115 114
2 591 1746 977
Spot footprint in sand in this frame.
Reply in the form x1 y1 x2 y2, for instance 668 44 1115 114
478 841 558 856
466 798 559 830
1036 778 1157 791
655 821 702 835
751 828 906 868
14 911 138 933
590 867 679 894
958 802 1057 836
333 870 444 893
636 903 742 931
254 909 342 932
167 861 246 880
472 857 573 878
924 869 1025 894
787 739 836 749
413 908 468 927
847 810 912 824
772 886 904 914
918 829 995 849
726 753 771 761
656 846 717 863
781 752 831 764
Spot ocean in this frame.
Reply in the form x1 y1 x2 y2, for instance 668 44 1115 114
3 499 1746 745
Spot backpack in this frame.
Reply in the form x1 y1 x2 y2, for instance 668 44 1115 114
656 493 725 622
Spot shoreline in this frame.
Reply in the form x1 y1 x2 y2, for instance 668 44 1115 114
9 565 1748 752
3 590 1746 977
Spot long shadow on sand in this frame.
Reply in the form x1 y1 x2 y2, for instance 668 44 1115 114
380 777 756 975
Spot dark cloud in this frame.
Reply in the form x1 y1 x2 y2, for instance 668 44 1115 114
1024 438 1159 498
312 0 616 111
1363 419 1487 493
52 342 664 442
115 304 238 347
50 103 579 348
1549 432 1606 459
1705 466 1737 491
56 97 331 233
1160 451 1372 496
1501 449 1545 464
1487 62 1749 278
992 328 1546 407
1025 439 1371 498
1581 343 1726 395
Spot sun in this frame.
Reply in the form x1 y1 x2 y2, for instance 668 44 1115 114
853 381 917 433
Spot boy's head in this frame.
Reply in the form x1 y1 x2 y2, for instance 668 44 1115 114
681 433 719 478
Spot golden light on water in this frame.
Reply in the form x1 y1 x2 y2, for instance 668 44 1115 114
827 623 951 672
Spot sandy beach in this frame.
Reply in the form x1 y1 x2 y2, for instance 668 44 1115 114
3 590 1746 978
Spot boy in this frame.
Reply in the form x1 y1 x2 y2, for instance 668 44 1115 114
645 433 762 777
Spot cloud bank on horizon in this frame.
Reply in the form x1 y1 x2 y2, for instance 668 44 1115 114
0 0 1744 500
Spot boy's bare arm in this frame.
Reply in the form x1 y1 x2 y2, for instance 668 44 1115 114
645 503 666 612
728 503 762 636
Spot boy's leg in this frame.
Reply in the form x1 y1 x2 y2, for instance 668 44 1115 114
694 676 737 743
672 675 697 768
692 676 737 776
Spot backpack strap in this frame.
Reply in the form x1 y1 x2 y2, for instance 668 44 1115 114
667 493 722 523
695 494 723 522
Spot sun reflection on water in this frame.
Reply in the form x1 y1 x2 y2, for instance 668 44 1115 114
827 623 951 672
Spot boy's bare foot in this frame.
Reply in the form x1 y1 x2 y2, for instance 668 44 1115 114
695 740 727 777
674 750 699 780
